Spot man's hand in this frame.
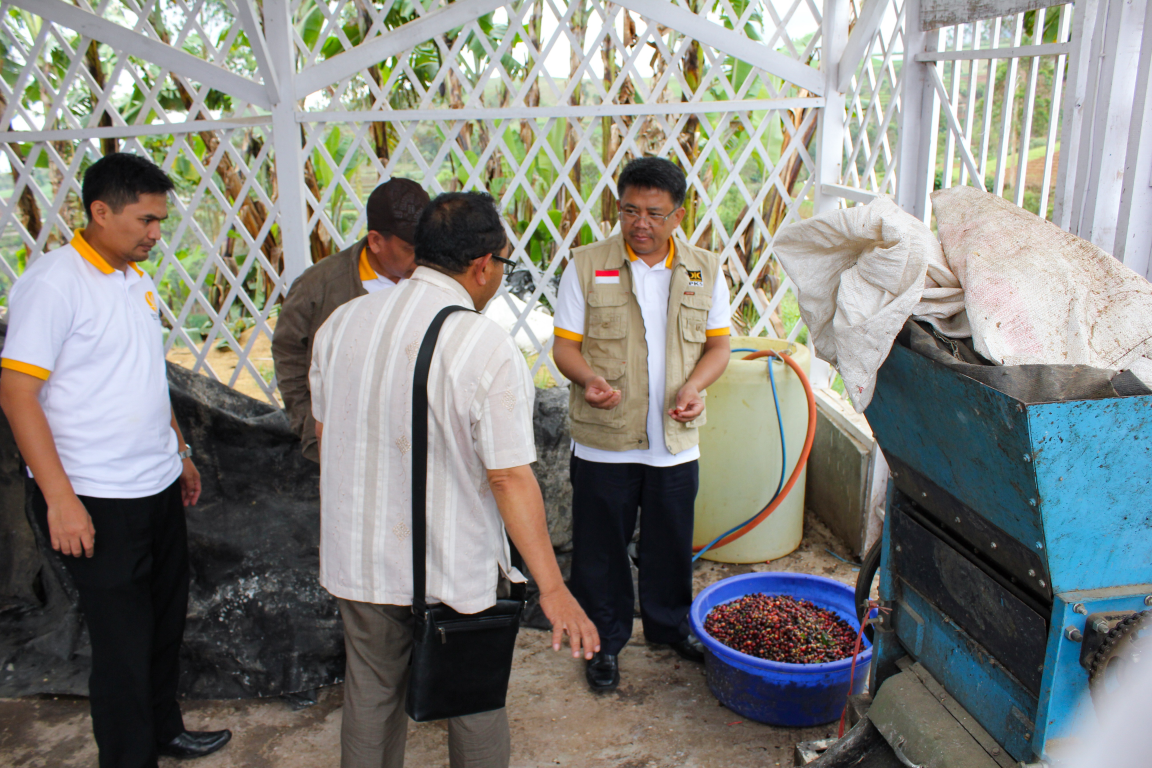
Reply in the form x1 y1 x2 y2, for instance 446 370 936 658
583 375 622 410
47 492 95 558
179 458 201 507
488 463 602 660
668 381 704 422
1 369 95 557
553 337 621 410
669 335 730 423
539 586 601 660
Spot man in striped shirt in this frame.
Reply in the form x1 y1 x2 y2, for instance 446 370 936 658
310 192 598 768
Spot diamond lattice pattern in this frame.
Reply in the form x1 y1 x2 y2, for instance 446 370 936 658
2 0 828 401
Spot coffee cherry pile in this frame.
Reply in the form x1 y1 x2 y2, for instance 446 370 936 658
704 593 859 664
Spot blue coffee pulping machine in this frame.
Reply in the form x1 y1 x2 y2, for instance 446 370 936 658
832 329 1152 767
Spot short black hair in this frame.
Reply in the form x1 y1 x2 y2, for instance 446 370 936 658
617 157 687 207
415 192 508 275
82 152 175 220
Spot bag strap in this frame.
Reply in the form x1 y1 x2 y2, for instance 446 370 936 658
410 305 525 618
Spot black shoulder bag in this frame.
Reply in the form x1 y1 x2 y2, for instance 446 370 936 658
405 304 526 722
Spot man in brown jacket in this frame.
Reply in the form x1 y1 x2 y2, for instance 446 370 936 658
272 178 430 461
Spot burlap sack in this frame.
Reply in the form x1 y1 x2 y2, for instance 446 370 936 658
775 196 967 410
932 186 1152 376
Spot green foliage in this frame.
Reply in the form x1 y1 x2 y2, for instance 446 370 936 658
1 0 829 351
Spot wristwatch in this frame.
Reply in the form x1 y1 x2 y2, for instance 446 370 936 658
178 445 194 460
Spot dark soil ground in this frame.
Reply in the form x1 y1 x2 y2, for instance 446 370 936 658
0 517 866 768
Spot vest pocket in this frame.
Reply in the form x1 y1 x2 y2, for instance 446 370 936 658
572 357 627 429
678 292 710 343
586 290 628 340
679 311 707 343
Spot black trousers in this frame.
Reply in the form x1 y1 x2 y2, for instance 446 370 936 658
568 455 699 656
32 480 189 768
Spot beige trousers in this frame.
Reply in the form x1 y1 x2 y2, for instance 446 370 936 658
337 598 511 768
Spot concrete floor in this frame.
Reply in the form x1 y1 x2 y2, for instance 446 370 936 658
0 519 865 768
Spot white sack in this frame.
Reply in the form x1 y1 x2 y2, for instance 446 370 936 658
485 291 554 354
932 186 1152 379
774 196 968 411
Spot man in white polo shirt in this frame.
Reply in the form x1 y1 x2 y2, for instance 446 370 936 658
272 178 430 462
0 153 231 767
552 157 731 692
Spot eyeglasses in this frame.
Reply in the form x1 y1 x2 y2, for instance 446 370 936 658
491 254 518 276
619 206 679 224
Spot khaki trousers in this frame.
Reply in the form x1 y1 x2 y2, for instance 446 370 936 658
337 598 511 768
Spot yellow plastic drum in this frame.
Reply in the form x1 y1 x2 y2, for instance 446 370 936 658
693 337 811 563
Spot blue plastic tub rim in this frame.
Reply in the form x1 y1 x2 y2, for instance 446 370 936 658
690 572 873 674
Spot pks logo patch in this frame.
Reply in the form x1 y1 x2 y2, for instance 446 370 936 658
687 270 702 282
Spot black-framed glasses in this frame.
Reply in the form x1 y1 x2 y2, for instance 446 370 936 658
492 254 518 276
619 206 678 224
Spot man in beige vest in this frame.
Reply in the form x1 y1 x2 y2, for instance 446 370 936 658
552 157 731 691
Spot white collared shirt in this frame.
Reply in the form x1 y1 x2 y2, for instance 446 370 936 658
1 233 181 498
309 267 536 612
553 239 731 466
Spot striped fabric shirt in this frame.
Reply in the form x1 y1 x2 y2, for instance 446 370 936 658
309 266 536 612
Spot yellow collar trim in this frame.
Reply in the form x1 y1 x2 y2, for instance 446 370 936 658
358 247 378 281
72 231 143 276
624 239 676 269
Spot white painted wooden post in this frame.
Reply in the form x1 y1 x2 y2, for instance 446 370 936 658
1077 0 1144 254
815 0 850 216
896 0 940 221
1114 0 1152 278
1057 0 1148 257
810 0 852 390
263 2 310 290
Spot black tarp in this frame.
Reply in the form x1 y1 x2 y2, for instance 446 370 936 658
0 334 576 699
0 360 344 699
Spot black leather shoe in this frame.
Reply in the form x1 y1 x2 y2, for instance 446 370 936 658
668 632 706 663
585 652 620 692
158 730 233 759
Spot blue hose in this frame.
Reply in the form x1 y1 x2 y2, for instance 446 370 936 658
692 353 788 562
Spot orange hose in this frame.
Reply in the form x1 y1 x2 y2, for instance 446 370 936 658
692 349 818 553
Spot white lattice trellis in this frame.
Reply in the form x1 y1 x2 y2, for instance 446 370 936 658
829 0 1150 283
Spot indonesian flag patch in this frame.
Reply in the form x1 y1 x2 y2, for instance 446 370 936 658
594 269 620 284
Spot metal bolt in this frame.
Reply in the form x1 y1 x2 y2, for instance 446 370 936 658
1029 569 1037 577
1039 580 1046 587
1029 498 1037 507
1065 627 1083 642
895 545 902 552
1023 453 1031 462
921 492 927 497
1145 596 1152 607
991 542 998 549
1093 618 1111 633
991 747 1000 756
1073 603 1087 614
955 516 961 523
1036 542 1044 550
